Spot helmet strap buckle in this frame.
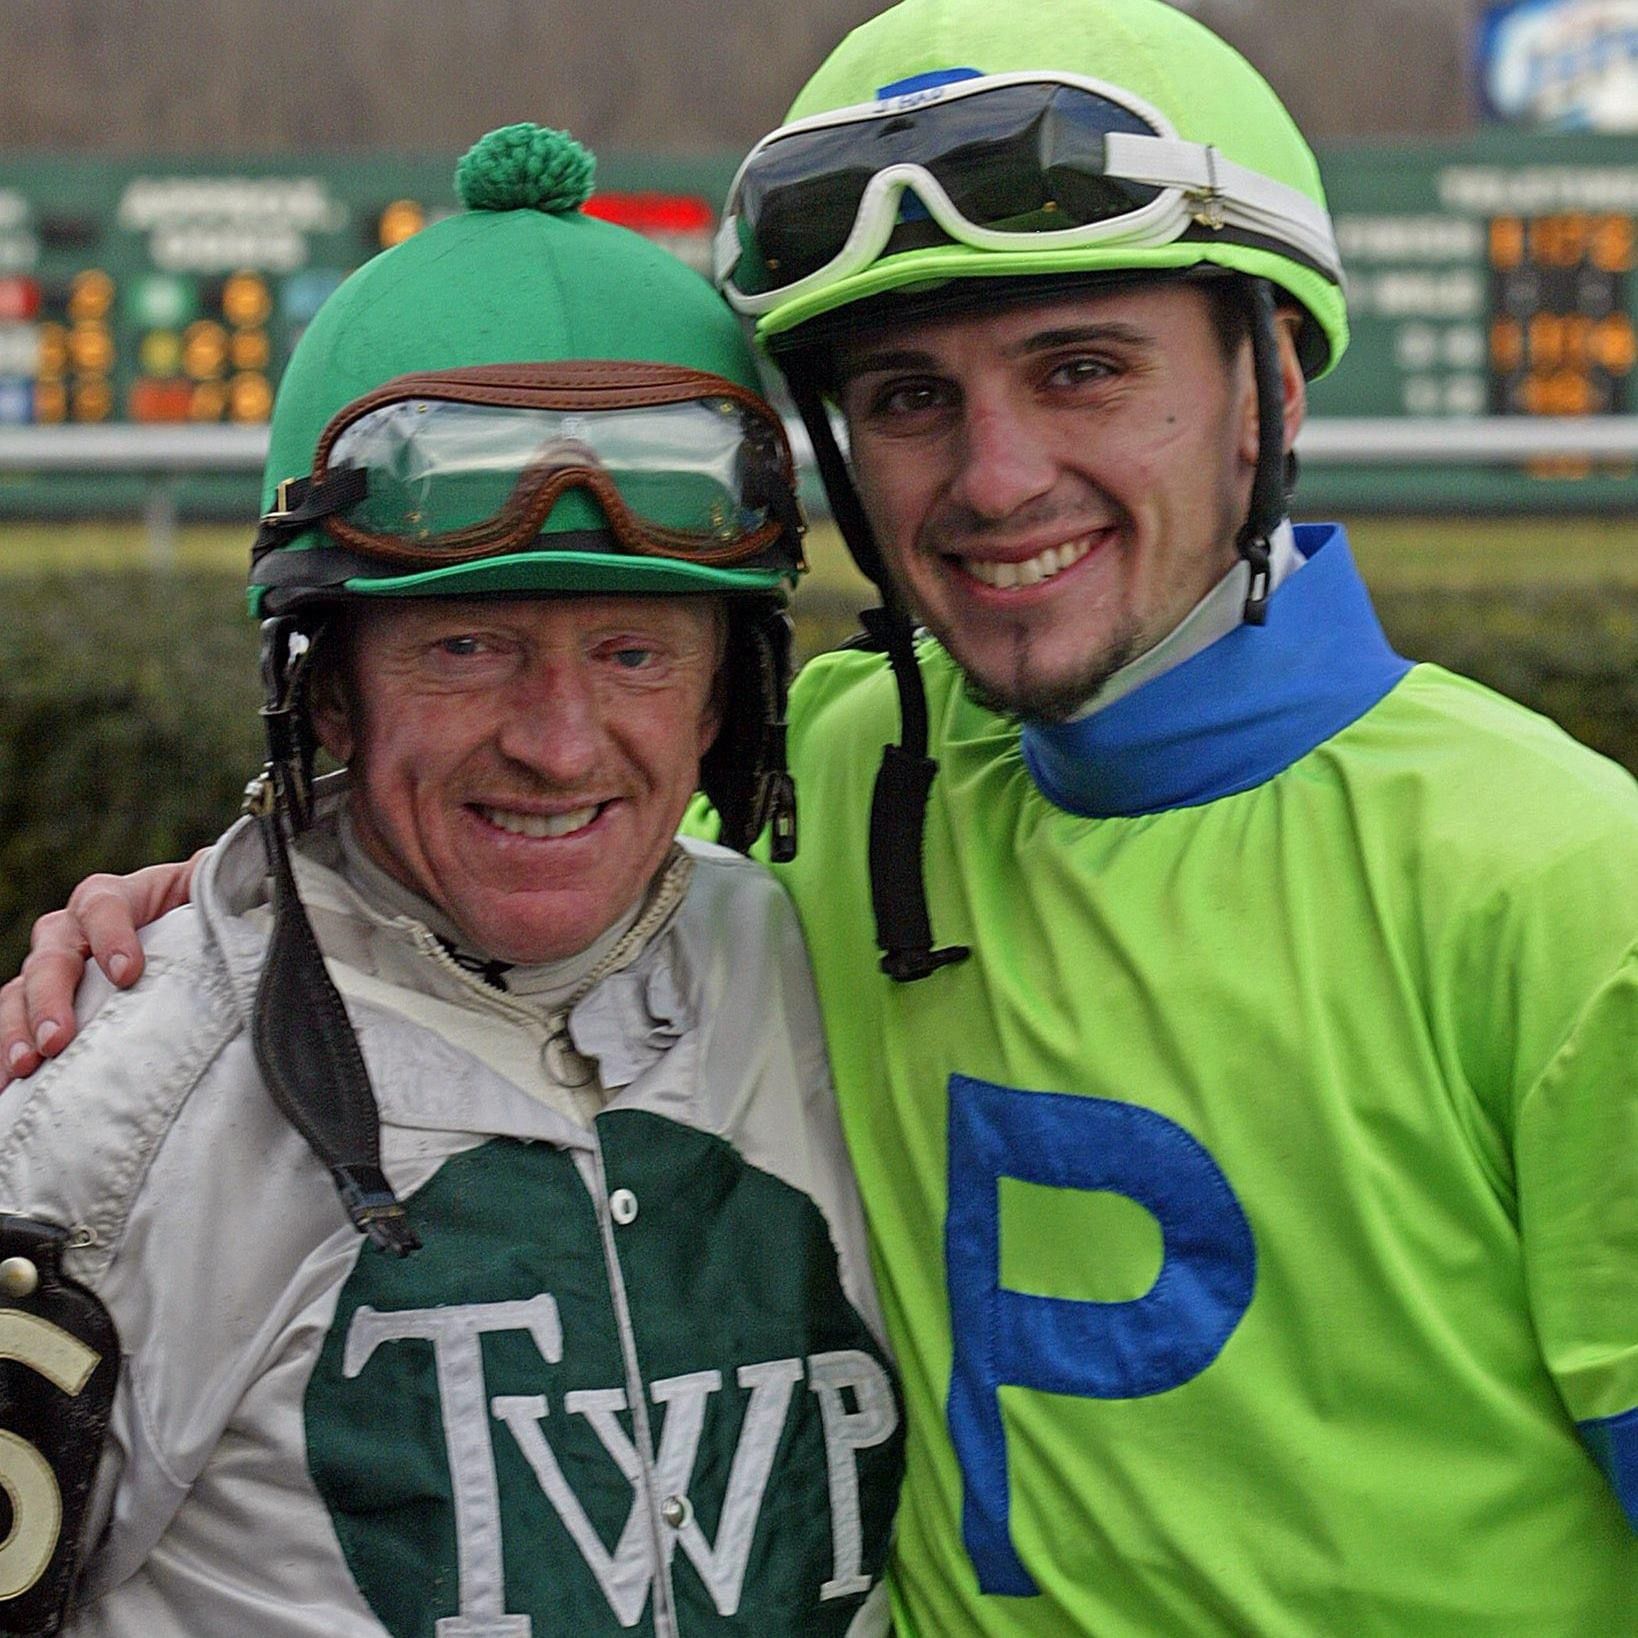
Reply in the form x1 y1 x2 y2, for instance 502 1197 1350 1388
1188 147 1227 232
1240 536 1272 626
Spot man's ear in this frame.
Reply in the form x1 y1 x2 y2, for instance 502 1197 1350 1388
1275 309 1307 455
1240 307 1308 464
306 644 355 765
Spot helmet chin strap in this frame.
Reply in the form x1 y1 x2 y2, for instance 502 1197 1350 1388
785 366 970 985
245 616 421 1256
1236 278 1289 627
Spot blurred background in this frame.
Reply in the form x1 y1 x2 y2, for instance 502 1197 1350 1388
2 0 1636 969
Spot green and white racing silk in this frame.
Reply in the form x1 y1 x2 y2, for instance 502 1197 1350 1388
0 788 903 1637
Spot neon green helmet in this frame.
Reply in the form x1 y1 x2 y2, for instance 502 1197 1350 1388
718 0 1347 378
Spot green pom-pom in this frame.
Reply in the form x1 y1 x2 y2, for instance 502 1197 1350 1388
455 123 596 215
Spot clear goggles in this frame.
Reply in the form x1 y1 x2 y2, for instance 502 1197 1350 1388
716 71 1342 314
263 362 800 570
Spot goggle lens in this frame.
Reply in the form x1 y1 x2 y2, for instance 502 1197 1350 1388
729 82 1165 297
328 396 777 548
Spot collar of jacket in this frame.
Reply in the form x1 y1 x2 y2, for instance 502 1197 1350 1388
1020 523 1411 818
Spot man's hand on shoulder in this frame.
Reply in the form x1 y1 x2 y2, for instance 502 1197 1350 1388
1 853 203 1088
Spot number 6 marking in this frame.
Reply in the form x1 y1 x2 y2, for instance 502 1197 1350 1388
0 1310 102 1599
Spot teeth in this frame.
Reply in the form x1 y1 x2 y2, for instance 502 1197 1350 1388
964 535 1094 589
480 804 599 839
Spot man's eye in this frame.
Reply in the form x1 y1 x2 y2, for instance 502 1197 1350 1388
1049 356 1114 387
610 647 657 669
438 635 485 657
874 381 946 417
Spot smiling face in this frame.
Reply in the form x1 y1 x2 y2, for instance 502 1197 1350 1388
834 282 1304 720
311 594 724 964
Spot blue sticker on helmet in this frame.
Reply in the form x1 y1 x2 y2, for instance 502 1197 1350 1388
876 68 984 100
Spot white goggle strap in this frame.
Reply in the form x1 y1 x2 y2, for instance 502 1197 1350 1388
1102 133 1342 283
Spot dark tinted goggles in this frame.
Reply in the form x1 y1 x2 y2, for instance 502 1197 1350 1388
716 72 1342 313
726 80 1163 297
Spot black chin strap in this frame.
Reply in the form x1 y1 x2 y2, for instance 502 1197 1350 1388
787 373 970 984
1235 279 1288 627
250 466 368 565
246 617 420 1256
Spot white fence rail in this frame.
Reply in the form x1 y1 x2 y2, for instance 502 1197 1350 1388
2 418 1636 563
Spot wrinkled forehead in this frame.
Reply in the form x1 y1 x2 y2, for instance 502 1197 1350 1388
351 590 728 642
318 592 730 704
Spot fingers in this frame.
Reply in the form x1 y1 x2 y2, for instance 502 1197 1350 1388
65 873 150 989
1 909 92 1089
0 972 42 1088
0 850 205 1092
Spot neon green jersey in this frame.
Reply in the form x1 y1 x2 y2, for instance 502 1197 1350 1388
735 528 1638 1634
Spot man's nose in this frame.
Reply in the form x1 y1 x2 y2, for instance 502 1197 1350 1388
947 395 1058 522
495 658 602 783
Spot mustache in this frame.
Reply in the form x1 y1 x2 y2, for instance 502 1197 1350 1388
918 497 1117 551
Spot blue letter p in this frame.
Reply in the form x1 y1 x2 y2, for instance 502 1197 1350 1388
945 1075 1256 1596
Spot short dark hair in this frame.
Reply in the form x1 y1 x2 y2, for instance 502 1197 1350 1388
1200 274 1256 364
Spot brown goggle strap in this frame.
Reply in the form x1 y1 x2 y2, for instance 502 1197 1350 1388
321 462 788 570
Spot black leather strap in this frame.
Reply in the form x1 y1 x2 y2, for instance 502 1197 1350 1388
247 619 419 1257
248 791 419 1257
860 608 971 982
249 466 369 563
785 375 969 984
1235 279 1287 626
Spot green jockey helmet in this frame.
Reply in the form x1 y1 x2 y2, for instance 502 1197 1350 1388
716 0 1348 380
252 122 804 614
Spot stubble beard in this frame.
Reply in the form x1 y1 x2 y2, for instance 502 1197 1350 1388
944 614 1143 725
877 559 1144 724
885 501 1145 725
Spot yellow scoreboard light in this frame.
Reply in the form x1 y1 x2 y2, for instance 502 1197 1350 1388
221 271 273 330
71 379 113 422
32 380 67 423
1593 311 1638 374
139 329 183 377
66 269 115 324
228 371 273 423
67 323 114 374
189 380 228 421
34 322 68 379
378 199 426 249
182 319 229 380
230 328 271 371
